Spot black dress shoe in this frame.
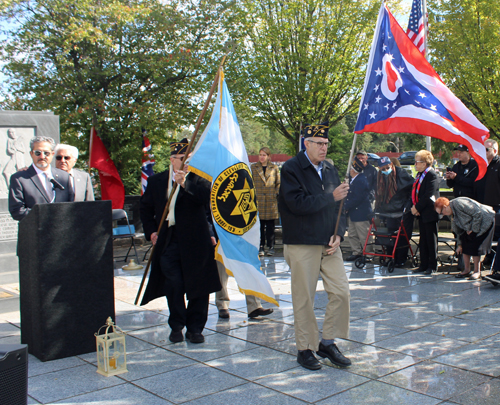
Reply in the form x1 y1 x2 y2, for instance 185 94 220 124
346 254 360 262
297 350 321 370
455 271 472 279
248 307 274 318
317 342 351 367
169 330 184 343
185 331 205 343
219 309 230 319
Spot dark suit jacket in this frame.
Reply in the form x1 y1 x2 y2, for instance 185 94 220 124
139 170 221 304
72 169 95 202
414 169 440 223
9 165 74 221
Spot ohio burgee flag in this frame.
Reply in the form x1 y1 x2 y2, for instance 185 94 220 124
355 4 489 179
189 70 277 306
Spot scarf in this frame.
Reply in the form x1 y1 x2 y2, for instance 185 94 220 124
375 169 397 209
412 166 430 205
166 166 181 227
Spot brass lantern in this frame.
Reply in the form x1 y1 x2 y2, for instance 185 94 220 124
95 317 128 377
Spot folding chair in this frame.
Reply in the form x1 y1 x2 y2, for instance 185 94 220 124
112 209 140 264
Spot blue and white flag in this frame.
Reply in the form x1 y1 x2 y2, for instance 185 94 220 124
189 70 277 306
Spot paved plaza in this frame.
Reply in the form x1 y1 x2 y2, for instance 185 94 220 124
2 244 500 404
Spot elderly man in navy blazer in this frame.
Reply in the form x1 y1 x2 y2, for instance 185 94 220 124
9 136 74 221
344 157 373 262
54 144 94 202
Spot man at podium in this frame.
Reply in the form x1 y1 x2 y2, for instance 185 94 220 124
8 136 73 221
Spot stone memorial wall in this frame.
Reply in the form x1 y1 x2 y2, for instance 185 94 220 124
0 111 60 255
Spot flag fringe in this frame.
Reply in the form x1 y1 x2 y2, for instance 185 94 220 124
214 245 279 306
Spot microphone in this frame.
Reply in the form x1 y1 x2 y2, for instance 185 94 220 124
50 178 65 190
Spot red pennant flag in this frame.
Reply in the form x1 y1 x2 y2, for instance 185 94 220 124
89 127 125 209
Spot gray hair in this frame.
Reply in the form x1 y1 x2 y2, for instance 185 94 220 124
30 136 56 151
55 143 79 160
486 139 499 152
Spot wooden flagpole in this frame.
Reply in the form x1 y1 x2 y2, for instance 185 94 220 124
134 55 228 305
333 133 357 236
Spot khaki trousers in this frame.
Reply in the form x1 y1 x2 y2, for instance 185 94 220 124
215 261 260 313
284 244 350 351
348 219 372 255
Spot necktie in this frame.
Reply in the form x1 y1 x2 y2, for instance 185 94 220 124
45 173 54 202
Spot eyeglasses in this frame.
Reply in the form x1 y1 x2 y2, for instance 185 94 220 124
33 150 51 157
436 206 449 215
486 147 491 152
414 161 424 164
56 155 71 161
307 140 331 148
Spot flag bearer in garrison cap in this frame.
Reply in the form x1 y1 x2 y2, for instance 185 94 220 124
279 122 351 371
344 157 373 262
139 138 221 344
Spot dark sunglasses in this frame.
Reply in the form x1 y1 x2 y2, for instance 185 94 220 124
486 148 491 152
33 150 51 157
56 155 72 161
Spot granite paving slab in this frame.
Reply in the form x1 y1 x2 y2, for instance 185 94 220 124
28 364 124 404
379 361 492 401
164 332 258 362
366 306 450 330
343 344 421 379
115 311 170 332
205 346 298 380
432 341 500 377
254 364 368 403
133 363 247 403
315 380 441 405
347 318 409 344
0 320 20 338
402 280 474 297
28 354 87 378
223 320 295 345
426 288 500 317
418 317 500 343
118 346 197 381
448 378 500 404
182 382 306 405
373 330 468 360
349 298 398 320
455 304 500 326
203 310 254 332
51 383 173 404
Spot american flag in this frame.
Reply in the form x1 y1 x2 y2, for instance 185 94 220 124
141 129 155 195
355 5 489 180
406 0 425 55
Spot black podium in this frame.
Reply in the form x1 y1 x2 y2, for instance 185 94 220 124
18 201 115 361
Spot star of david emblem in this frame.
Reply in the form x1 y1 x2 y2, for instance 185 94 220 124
231 178 257 224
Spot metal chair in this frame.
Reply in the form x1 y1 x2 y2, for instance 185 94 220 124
112 209 140 264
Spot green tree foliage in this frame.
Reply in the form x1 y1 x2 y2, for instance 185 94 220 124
428 0 500 139
229 0 380 152
0 0 244 193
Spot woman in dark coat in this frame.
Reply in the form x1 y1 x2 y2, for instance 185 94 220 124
411 150 440 274
252 147 280 256
375 156 414 266
435 197 495 279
